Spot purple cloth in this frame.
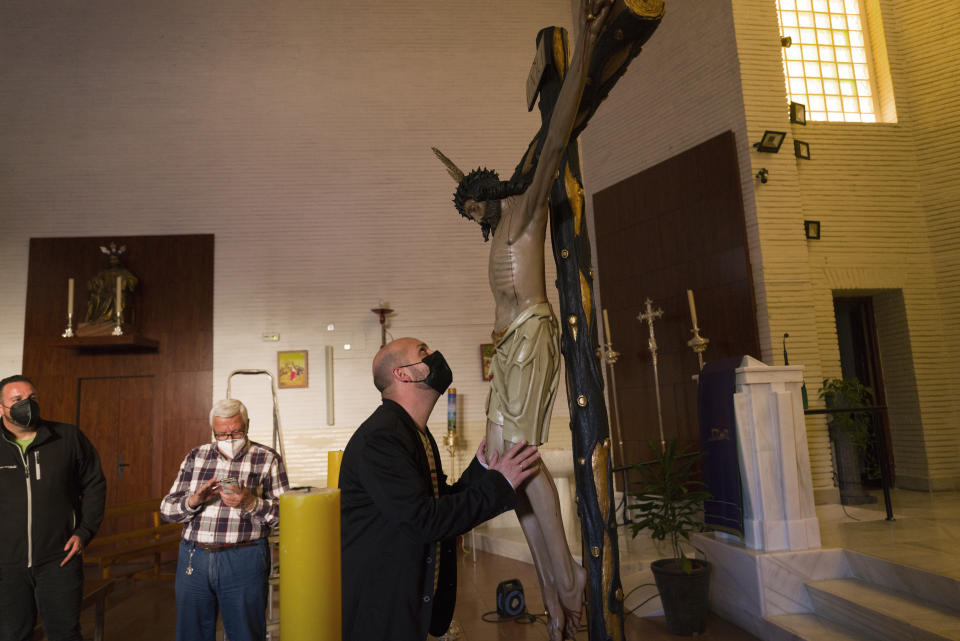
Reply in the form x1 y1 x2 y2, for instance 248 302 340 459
697 358 744 536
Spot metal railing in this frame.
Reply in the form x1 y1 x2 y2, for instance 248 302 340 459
804 405 894 521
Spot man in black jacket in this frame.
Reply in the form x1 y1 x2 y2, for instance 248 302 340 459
340 338 540 641
0 375 107 641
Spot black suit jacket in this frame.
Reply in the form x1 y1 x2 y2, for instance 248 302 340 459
340 399 515 641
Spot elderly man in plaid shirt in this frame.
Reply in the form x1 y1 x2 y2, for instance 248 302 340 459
161 399 289 641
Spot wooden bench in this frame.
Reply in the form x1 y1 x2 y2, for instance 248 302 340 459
84 498 183 580
32 578 115 641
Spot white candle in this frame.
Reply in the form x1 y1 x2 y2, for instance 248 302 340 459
687 289 699 329
67 278 74 314
115 276 122 317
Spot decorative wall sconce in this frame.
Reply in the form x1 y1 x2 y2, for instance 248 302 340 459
755 168 769 183
753 130 786 153
794 140 811 159
790 101 806 125
804 220 821 240
780 35 793 47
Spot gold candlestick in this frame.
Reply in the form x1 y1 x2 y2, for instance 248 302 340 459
685 289 709 371
443 431 457 475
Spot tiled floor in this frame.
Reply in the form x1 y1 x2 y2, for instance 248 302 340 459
75 488 958 641
79 549 758 641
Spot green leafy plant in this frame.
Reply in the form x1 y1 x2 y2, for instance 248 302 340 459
819 377 879 479
628 438 711 573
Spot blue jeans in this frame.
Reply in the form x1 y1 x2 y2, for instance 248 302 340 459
174 539 270 641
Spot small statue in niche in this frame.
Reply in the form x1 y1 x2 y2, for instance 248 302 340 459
79 243 138 334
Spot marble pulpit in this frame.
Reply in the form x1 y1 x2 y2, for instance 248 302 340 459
729 355 820 551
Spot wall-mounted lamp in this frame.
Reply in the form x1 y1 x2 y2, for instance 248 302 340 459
753 130 786 153
794 140 811 159
781 35 793 47
804 220 821 240
755 168 769 183
790 101 806 125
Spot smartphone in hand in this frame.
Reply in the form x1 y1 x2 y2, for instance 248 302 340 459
219 476 239 495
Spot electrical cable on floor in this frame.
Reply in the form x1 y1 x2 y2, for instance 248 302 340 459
623 582 656 602
629 591 662 616
479 610 591 636
479 610 539 625
841 503 861 521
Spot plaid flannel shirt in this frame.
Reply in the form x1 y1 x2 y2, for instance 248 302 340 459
160 440 289 544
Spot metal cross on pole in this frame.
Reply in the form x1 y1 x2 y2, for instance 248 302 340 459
637 297 666 453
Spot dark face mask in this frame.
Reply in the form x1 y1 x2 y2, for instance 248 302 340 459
7 398 40 428
400 351 453 395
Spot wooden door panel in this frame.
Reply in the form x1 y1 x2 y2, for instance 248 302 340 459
77 376 154 534
593 131 760 465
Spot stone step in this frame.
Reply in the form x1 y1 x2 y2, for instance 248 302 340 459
806 578 960 641
763 613 874 641
844 550 960 614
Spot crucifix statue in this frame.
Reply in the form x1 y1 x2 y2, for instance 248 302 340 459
434 1 664 639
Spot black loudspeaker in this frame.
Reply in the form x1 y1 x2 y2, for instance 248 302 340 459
496 579 525 617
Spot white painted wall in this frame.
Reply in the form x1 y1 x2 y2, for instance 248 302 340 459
0 0 573 486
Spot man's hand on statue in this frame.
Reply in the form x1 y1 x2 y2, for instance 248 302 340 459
187 477 220 509
489 440 542 489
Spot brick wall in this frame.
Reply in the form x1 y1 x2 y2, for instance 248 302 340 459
580 0 959 492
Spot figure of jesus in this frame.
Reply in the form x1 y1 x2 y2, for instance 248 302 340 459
434 2 611 639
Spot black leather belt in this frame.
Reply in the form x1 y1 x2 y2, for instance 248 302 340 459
195 539 261 552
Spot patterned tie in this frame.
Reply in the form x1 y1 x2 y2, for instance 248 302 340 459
416 429 442 594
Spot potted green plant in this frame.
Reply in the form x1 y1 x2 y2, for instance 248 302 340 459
629 438 712 636
819 377 877 504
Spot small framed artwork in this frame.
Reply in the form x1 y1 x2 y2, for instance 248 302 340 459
278 350 308 389
794 140 811 160
480 344 495 381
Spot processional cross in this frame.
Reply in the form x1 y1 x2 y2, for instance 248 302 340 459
513 3 666 639
637 297 666 453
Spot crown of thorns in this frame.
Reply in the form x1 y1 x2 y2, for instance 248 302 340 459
453 168 502 216
432 147 503 216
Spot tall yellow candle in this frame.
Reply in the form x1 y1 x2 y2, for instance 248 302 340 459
327 450 343 489
67 278 74 313
280 488 341 641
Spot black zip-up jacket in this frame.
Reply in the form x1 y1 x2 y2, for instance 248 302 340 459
0 418 107 568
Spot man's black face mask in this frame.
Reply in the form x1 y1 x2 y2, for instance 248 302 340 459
400 351 454 395
6 398 40 428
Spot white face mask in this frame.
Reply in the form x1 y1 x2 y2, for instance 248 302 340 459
217 438 245 459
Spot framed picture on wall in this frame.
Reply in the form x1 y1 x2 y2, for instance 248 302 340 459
480 344 495 381
278 350 308 389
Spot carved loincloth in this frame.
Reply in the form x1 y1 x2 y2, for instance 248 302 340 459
485 302 560 445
